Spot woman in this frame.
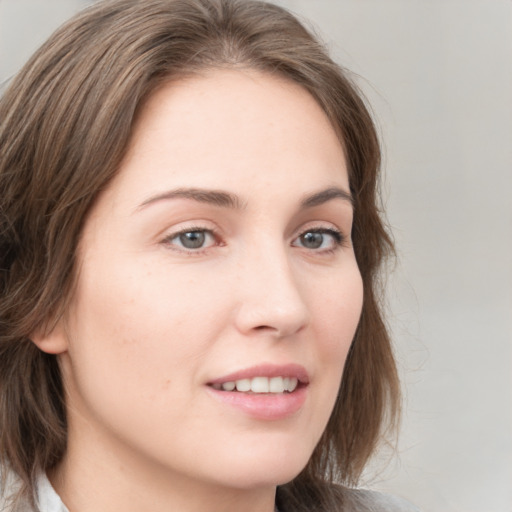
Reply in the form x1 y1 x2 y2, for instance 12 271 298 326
0 0 414 510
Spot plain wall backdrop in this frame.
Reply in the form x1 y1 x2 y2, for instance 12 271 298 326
1 1 511 511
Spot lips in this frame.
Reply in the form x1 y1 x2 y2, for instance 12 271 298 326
205 364 309 420
207 363 308 393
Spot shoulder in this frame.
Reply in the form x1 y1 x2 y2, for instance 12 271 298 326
344 488 420 512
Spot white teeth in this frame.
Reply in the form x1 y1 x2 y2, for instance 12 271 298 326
235 379 251 392
269 376 285 393
221 381 235 391
251 377 269 393
287 377 298 392
214 376 300 393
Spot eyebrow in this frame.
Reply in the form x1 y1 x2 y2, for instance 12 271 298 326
300 187 353 208
136 185 353 212
137 187 245 211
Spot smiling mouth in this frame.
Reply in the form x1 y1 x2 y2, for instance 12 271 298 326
209 376 299 394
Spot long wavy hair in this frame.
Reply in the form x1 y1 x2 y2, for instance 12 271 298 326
0 0 399 510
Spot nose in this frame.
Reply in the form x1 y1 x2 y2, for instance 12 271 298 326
233 246 310 339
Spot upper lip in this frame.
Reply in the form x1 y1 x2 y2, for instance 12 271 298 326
207 363 309 385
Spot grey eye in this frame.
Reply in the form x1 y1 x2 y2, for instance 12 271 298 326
292 228 343 251
178 231 206 249
164 228 217 252
300 232 324 249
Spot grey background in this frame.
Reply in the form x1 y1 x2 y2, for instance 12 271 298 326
1 1 511 511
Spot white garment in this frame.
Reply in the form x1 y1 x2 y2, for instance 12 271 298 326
35 473 69 512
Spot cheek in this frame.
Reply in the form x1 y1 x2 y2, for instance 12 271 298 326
64 257 230 394
314 264 363 353
59 262 226 458
306 263 363 419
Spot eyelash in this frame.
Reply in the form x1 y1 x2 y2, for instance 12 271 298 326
292 227 346 253
161 225 346 255
161 225 220 255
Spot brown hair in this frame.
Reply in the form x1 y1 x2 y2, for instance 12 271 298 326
0 0 399 509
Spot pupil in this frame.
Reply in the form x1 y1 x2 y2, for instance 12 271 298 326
301 232 323 249
180 231 205 249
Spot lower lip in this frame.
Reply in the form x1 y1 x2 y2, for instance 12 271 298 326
206 386 307 421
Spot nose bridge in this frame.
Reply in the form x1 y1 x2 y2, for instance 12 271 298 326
234 237 309 337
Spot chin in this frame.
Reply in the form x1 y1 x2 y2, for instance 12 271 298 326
220 467 303 491
210 444 312 490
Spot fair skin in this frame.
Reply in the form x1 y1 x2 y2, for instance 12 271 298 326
34 70 363 512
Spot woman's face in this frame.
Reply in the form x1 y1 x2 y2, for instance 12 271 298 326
49 70 363 496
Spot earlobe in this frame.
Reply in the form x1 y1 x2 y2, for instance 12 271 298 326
30 320 69 355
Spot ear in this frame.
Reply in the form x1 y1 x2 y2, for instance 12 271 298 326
30 319 69 355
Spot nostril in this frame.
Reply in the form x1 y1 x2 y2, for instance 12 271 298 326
254 325 273 331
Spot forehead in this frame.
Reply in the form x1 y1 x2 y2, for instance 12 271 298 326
109 69 349 206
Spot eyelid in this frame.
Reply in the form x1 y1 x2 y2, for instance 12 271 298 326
160 224 222 254
291 224 348 252
293 221 346 239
